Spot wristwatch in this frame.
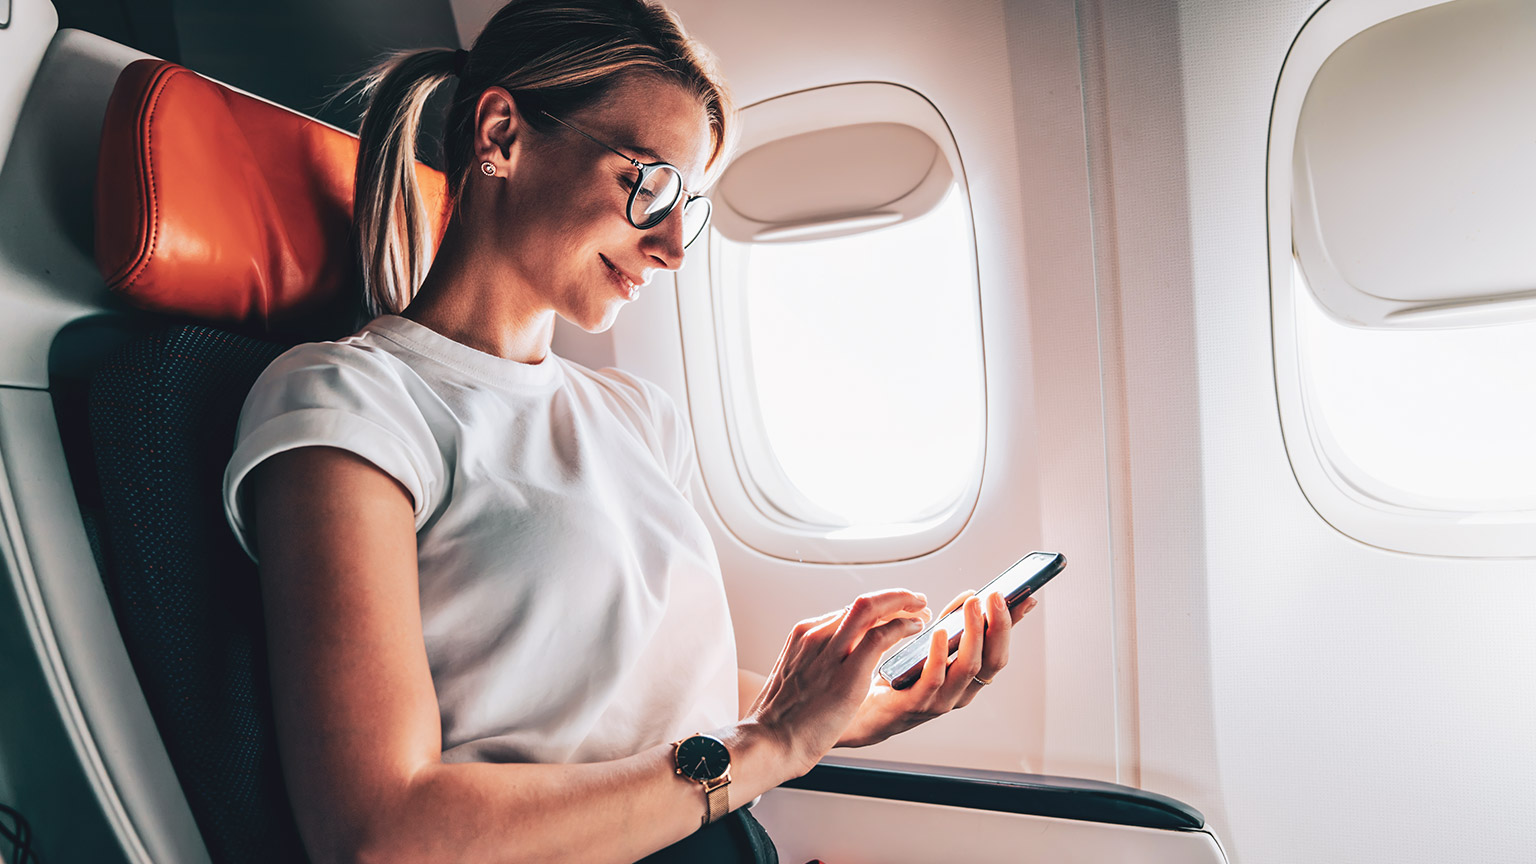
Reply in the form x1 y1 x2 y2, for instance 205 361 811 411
671 733 731 827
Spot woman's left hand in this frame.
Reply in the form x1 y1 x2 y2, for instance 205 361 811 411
834 589 1039 749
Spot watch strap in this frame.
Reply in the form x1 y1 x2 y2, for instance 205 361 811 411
704 778 729 826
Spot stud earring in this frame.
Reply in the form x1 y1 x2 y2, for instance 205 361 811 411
480 161 496 176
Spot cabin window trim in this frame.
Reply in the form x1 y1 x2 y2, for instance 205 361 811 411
677 82 987 565
1269 0 1536 558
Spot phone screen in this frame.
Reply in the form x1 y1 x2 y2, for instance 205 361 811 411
878 551 1065 690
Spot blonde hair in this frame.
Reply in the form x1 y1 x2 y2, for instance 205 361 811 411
351 0 734 319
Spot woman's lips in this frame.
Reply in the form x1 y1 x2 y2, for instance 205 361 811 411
600 254 640 301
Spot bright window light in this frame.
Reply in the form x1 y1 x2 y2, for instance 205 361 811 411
716 187 985 527
1294 259 1536 510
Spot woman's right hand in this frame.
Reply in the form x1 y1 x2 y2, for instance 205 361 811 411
744 589 929 775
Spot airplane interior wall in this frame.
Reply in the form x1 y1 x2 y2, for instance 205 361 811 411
1170 0 1536 861
1062 0 1536 860
1083 0 1536 861
458 0 1536 861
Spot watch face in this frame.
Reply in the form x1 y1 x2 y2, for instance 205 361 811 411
675 734 730 781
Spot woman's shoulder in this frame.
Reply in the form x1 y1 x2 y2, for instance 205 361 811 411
261 322 414 379
233 323 451 460
226 322 450 556
249 320 432 404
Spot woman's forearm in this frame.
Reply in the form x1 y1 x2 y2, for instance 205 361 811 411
343 721 795 864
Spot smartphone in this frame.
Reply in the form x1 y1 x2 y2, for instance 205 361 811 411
878 551 1066 691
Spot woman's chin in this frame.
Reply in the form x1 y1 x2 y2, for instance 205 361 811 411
565 300 624 335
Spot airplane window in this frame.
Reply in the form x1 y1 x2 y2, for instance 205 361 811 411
1273 0 1536 557
676 82 984 563
1293 258 1536 511
714 187 984 527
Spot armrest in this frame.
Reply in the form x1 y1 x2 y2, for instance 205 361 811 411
781 756 1204 831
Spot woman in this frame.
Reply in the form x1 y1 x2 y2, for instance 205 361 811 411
221 1 1037 861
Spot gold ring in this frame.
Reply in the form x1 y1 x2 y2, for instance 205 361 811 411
973 674 995 686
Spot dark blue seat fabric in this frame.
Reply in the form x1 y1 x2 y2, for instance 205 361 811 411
86 325 306 864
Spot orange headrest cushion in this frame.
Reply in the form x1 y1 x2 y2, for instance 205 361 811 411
94 59 449 336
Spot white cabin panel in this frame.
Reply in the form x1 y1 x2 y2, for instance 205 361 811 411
1136 0 1536 861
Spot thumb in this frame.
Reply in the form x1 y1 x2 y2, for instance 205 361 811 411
850 615 925 669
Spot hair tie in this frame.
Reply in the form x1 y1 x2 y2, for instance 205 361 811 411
452 48 470 78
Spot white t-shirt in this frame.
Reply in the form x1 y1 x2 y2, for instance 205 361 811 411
223 315 739 765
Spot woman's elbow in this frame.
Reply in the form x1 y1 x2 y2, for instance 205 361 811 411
291 786 419 864
315 824 421 864
309 766 476 864
300 822 393 864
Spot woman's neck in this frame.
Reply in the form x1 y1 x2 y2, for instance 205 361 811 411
401 223 557 365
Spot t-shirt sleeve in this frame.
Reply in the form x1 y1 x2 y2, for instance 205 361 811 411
222 342 445 562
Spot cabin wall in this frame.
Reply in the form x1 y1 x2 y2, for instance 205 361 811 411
441 1 1536 861
1099 0 1536 862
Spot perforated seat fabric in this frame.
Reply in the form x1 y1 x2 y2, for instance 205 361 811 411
87 325 306 864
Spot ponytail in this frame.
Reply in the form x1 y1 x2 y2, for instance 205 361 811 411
350 0 735 322
352 48 458 319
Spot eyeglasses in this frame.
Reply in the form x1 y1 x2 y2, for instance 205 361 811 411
540 111 712 249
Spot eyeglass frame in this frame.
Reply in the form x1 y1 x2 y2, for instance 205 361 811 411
538 110 712 247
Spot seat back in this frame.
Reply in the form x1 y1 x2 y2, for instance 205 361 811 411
87 325 301 863
0 4 448 859
77 43 452 863
76 43 455 864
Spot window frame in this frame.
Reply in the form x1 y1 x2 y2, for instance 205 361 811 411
677 82 987 565
1269 0 1536 558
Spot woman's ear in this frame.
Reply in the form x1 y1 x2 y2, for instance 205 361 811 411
474 87 521 176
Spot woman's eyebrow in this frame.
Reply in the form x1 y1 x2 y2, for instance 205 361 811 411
622 142 666 163
613 136 703 185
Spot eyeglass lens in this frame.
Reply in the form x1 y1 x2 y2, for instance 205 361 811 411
681 197 711 249
628 163 711 248
630 165 685 227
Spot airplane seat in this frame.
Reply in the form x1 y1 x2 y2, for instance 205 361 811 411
0 10 445 858
80 55 453 864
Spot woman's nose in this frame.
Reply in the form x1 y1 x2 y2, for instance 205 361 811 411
644 205 688 270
